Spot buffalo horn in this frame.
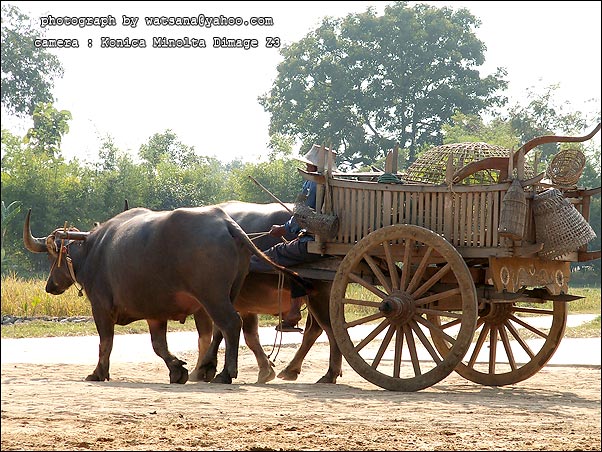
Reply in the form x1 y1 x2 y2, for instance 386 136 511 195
23 209 49 253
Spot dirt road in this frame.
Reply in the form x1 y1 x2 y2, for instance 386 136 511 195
1 340 600 451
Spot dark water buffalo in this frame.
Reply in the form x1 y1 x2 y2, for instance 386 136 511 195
23 206 308 384
189 201 343 385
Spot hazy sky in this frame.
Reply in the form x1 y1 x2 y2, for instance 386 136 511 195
3 1 601 164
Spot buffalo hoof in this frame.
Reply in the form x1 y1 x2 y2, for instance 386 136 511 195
188 369 203 382
277 368 300 381
85 372 109 382
316 375 337 384
191 364 217 383
211 372 233 384
257 366 276 384
169 366 189 384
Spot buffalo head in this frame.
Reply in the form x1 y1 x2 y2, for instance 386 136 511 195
23 209 89 295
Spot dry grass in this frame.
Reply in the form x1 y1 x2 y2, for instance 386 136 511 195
1 274 599 339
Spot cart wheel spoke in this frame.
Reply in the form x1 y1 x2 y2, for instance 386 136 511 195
347 272 387 299
406 246 433 294
372 325 397 368
399 240 412 291
383 241 399 290
432 300 567 386
363 254 392 293
498 325 517 371
354 319 390 353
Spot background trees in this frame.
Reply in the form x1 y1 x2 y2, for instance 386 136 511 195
1 4 63 116
259 1 508 169
1 1 599 283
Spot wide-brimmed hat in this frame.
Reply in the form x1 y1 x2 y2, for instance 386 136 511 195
294 144 336 166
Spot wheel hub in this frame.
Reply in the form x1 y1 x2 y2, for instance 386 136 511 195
481 302 512 326
379 290 415 324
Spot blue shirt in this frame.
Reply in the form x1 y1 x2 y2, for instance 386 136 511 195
284 179 317 236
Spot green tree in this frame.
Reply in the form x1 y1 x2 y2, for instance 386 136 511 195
1 199 22 271
138 130 199 169
260 1 507 169
23 102 72 158
507 84 599 162
1 4 63 116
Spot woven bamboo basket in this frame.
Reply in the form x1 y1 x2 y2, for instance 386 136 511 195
293 202 339 240
533 188 596 259
546 148 586 186
405 142 532 185
498 178 527 241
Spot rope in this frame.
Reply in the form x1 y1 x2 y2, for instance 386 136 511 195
248 231 271 241
267 272 286 361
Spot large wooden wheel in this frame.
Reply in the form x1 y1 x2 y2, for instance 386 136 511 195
429 299 567 386
330 224 478 391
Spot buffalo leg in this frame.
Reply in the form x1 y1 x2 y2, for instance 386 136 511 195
278 291 343 384
192 325 223 383
240 313 275 384
147 319 188 384
189 309 214 382
203 301 242 384
277 312 323 381
86 311 114 381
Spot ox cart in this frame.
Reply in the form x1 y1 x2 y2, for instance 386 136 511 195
291 125 600 391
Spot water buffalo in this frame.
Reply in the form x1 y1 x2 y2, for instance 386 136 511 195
189 201 343 385
23 205 308 384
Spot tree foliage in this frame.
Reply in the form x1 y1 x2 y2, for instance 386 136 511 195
1 3 63 116
260 1 508 169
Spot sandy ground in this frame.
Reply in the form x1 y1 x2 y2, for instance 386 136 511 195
1 339 601 451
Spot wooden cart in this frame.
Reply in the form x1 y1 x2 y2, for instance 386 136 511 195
295 126 600 391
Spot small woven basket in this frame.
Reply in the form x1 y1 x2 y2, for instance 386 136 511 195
546 148 586 186
533 188 596 259
293 202 340 240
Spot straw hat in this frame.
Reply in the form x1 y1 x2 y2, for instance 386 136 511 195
294 144 337 166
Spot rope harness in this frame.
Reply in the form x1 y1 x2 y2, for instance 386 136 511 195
248 230 292 359
49 235 84 297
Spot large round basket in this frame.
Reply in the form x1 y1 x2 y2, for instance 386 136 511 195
533 188 596 259
405 142 532 185
546 148 586 186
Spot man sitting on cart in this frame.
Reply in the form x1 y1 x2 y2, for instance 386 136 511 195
249 144 329 332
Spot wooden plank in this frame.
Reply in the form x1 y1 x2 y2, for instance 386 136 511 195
336 187 345 242
376 190 382 231
437 192 444 235
369 190 376 236
453 193 460 246
350 188 357 242
492 190 500 246
362 190 369 239
466 192 474 246
459 193 466 247
343 188 351 243
418 192 425 227
383 190 392 227
411 192 418 226
327 176 512 193
479 191 486 247
392 191 399 225
444 191 453 242
428 193 435 231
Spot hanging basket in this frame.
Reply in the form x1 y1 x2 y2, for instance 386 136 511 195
546 148 586 186
293 202 339 240
533 188 596 259
498 178 527 241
